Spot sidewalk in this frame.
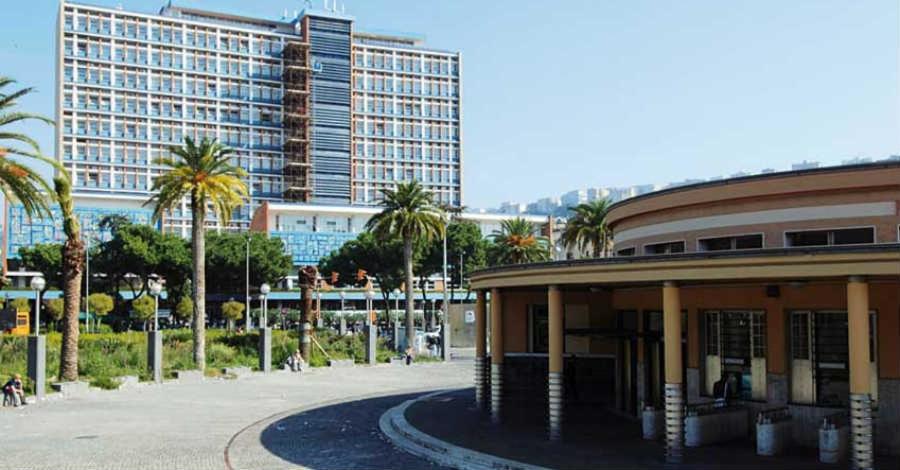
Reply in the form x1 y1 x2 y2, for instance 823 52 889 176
404 388 898 469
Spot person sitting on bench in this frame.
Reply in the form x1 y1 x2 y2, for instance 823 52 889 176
3 374 25 407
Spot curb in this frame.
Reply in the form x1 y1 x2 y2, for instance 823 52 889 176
379 389 551 470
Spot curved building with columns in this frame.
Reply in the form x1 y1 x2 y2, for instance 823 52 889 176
468 162 900 465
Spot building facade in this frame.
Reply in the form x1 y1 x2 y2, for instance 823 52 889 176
52 0 461 237
7 0 462 265
468 163 900 465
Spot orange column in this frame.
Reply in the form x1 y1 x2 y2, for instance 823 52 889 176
548 285 564 440
847 276 873 469
662 281 684 463
490 288 504 423
474 290 487 409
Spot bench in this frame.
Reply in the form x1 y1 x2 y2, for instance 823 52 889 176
684 402 750 447
327 359 354 368
757 407 792 456
51 381 90 397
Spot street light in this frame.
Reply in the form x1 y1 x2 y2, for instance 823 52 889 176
245 235 251 330
30 276 45 336
365 288 375 324
260 282 270 328
148 278 163 331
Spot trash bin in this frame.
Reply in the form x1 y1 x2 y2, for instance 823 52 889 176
819 414 849 464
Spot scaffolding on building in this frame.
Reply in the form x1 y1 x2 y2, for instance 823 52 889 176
282 39 312 202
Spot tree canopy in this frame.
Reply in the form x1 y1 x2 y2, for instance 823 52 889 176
18 243 63 289
319 231 405 302
205 231 292 294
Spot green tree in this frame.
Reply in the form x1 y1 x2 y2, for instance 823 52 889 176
174 296 193 327
562 199 613 258
205 231 292 294
0 77 56 218
319 232 406 307
419 221 488 303
366 181 445 347
18 243 63 289
10 297 29 312
55 174 85 382
87 293 114 330
131 295 155 330
221 300 244 331
44 298 64 331
146 137 248 370
489 218 551 265
93 223 191 313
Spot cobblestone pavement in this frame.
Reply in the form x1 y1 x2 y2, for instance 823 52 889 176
1 360 471 470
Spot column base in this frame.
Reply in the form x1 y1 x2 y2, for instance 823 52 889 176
548 371 564 440
474 356 487 410
147 331 163 383
365 324 377 365
664 383 684 464
27 335 46 400
850 393 874 470
258 327 272 373
490 363 503 423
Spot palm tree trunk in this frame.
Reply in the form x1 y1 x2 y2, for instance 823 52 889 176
403 238 415 350
59 239 84 381
191 201 206 371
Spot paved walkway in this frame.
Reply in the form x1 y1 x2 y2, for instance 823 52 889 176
405 388 900 469
1 361 471 470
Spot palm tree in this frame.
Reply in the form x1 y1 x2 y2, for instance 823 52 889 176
0 77 57 281
561 199 613 258
55 174 84 381
146 137 248 370
490 218 551 264
366 181 445 349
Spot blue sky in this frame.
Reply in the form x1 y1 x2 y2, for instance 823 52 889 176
2 0 898 208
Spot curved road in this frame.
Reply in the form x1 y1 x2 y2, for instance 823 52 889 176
226 392 452 470
1 360 471 470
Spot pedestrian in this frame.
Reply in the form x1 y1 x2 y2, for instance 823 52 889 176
405 346 413 365
3 374 26 407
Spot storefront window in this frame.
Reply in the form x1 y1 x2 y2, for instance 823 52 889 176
529 304 548 353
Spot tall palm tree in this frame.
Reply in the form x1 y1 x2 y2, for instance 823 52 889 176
561 199 613 258
55 174 83 381
146 137 248 370
490 218 551 264
366 181 445 349
0 77 57 281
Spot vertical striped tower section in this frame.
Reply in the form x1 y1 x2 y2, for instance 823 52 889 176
663 281 684 463
474 290 488 410
490 288 504 424
548 285 565 440
847 276 874 470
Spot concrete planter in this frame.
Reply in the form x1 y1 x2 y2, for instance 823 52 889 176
819 425 848 464
756 420 792 456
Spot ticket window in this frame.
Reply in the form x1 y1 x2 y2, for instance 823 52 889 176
704 311 767 400
789 311 878 406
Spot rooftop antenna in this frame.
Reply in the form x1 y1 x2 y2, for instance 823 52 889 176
282 9 288 20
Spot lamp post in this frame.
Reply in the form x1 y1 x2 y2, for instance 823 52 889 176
258 283 272 373
30 276 45 336
392 288 401 351
147 277 163 383
245 235 251 330
260 283 270 327
365 288 376 364
338 290 347 336
28 276 46 400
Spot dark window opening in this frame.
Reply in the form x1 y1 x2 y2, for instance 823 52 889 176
529 304 549 353
644 241 685 255
700 234 763 251
617 247 635 256
786 227 874 247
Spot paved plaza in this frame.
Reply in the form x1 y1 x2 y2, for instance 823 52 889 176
2 360 471 470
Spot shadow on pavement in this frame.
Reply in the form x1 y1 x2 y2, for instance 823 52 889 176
258 392 447 470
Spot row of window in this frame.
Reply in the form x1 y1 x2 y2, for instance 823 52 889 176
63 117 281 147
355 185 459 206
617 227 879 256
353 120 459 141
354 74 459 98
353 52 458 76
64 65 283 99
65 12 285 56
354 163 457 184
353 97 459 120
64 93 280 126
354 141 459 161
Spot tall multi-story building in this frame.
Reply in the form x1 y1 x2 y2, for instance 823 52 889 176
51 1 461 236
7 1 463 267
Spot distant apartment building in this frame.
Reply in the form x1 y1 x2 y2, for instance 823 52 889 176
8 0 463 267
